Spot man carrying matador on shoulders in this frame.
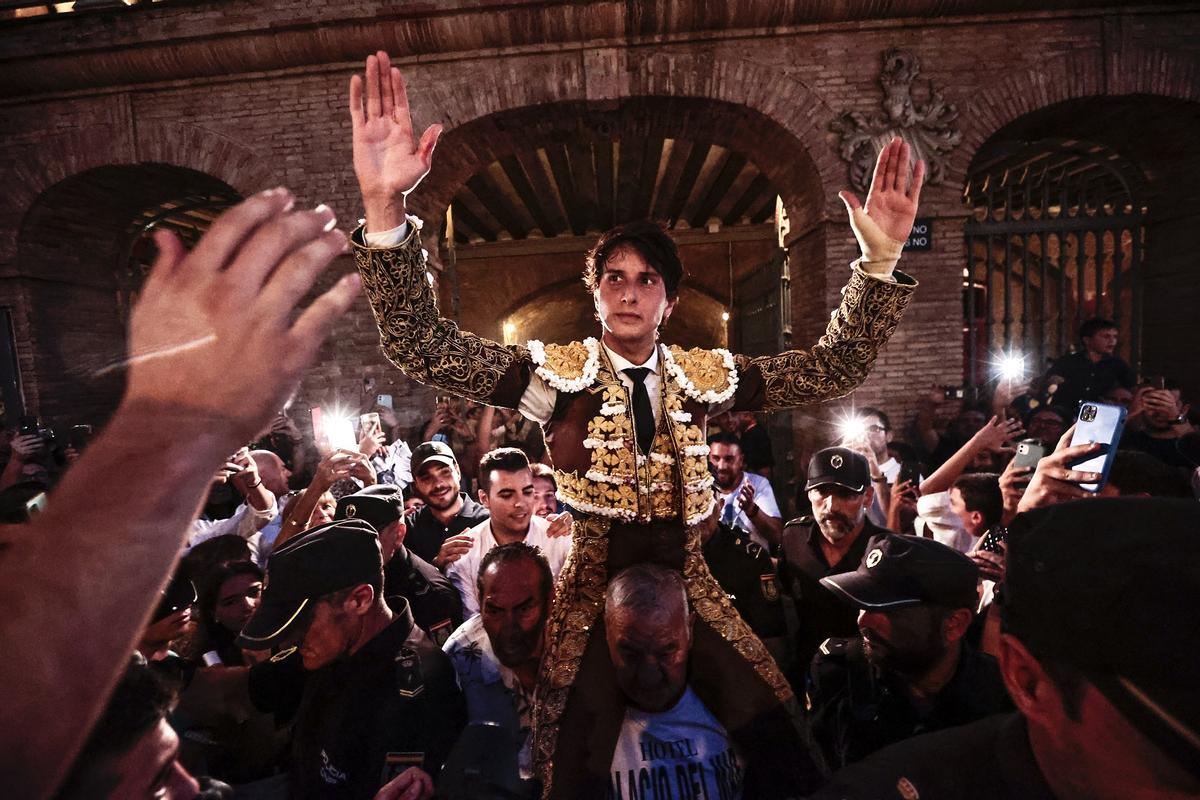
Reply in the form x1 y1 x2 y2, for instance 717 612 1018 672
346 52 925 798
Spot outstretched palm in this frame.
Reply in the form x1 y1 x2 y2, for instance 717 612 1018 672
350 51 443 209
839 137 926 242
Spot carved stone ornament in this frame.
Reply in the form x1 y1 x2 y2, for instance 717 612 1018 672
830 48 962 194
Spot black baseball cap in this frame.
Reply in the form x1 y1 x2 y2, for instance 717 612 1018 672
237 519 382 650
411 440 458 476
1002 498 1200 774
821 532 978 610
806 447 869 493
336 484 404 533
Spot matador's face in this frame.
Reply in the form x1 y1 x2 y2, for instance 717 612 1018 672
593 247 677 349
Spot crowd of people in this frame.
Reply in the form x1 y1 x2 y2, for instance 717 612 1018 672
1 50 1198 800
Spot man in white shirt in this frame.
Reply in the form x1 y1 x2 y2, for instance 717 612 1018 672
606 564 754 800
446 447 572 617
188 448 284 561
708 432 782 550
443 542 553 785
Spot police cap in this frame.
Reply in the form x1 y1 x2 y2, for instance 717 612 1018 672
238 518 381 650
820 532 978 611
336 483 404 533
806 447 870 493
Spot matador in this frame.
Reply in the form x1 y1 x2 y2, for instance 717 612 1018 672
347 52 925 798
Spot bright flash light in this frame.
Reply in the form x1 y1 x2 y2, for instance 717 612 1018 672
994 353 1026 382
503 322 516 337
837 414 867 442
721 311 730 322
324 406 359 451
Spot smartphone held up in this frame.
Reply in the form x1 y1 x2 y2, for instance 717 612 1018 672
1068 402 1127 492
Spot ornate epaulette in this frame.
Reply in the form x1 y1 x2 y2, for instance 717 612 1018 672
527 337 600 393
662 345 738 404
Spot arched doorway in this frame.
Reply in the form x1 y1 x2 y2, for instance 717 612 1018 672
961 95 1200 399
963 138 1147 389
14 163 240 424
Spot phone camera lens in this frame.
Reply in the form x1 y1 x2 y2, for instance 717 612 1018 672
1081 405 1097 422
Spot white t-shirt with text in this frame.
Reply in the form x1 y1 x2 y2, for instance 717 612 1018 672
609 686 744 800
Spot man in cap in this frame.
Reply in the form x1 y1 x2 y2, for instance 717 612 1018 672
237 518 465 798
780 447 894 674
807 532 1011 770
811 497 1200 799
336 484 463 644
404 441 489 570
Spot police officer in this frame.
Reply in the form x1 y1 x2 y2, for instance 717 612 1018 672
336 484 462 644
238 519 465 798
810 498 1200 799
807 532 1011 770
780 447 894 676
701 517 787 660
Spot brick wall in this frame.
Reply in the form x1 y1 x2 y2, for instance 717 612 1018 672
2 3 1199 439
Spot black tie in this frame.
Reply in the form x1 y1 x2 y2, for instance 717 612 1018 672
623 367 655 455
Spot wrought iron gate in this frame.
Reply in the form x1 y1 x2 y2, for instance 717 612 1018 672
962 139 1146 392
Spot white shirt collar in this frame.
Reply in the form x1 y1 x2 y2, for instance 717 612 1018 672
602 340 660 375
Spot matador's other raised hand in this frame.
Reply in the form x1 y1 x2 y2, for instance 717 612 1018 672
350 51 444 233
838 137 926 275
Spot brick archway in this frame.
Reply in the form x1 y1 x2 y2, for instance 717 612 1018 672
407 50 836 234
9 125 266 424
953 44 1200 187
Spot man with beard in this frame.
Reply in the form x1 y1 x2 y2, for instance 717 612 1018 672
404 441 490 569
806 532 1011 769
443 542 553 785
709 432 783 550
780 447 894 673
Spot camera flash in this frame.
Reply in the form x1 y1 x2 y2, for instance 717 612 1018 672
996 353 1025 382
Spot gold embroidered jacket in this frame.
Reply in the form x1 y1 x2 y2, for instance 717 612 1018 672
352 222 915 522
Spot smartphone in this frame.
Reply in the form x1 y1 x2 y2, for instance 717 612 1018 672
18 415 39 437
359 412 381 436
376 393 393 410
1012 439 1047 470
978 526 1006 554
942 385 964 400
898 461 923 487
309 406 325 444
1069 403 1127 492
1144 375 1167 390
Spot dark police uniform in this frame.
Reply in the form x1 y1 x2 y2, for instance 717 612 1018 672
809 712 1056 799
384 545 462 645
807 637 1012 770
336 486 464 643
247 602 466 799
404 492 489 565
814 499 1200 798
779 515 888 672
701 520 786 641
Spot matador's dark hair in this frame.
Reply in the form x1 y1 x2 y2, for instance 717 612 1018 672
583 220 684 299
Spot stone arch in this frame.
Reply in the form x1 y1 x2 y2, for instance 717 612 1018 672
951 44 1200 188
407 49 837 235
957 46 1200 400
12 161 244 424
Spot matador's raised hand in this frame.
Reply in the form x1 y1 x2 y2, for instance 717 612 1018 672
838 137 926 275
349 51 443 232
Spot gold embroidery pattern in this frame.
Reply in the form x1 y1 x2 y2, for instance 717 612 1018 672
749 269 915 411
352 225 528 402
531 513 611 793
542 341 591 381
666 345 737 400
